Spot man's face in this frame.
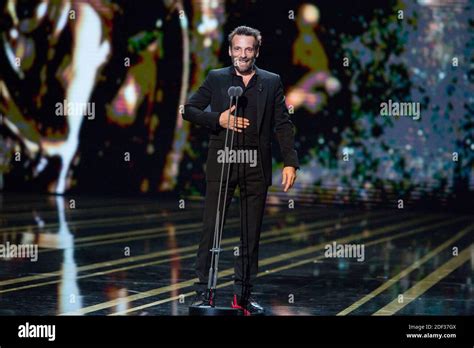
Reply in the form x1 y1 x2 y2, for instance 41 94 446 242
229 35 259 74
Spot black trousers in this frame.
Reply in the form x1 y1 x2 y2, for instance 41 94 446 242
194 150 268 297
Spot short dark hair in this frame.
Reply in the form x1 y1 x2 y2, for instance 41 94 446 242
228 26 262 50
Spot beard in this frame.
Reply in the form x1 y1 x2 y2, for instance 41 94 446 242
233 57 256 74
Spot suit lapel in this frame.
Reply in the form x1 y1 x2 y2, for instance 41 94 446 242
221 66 234 111
255 66 267 134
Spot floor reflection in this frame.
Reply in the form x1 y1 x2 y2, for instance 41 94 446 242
0 193 472 316
54 196 82 314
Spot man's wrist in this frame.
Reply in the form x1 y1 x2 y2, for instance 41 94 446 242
283 164 299 170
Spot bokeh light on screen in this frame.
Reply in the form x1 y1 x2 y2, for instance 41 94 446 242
0 0 471 207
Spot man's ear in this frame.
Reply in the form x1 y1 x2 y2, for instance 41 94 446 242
256 49 259 58
228 46 232 57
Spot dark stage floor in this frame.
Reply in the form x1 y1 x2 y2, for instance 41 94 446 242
0 193 472 316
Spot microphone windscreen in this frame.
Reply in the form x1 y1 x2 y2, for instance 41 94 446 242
228 86 236 97
235 86 243 97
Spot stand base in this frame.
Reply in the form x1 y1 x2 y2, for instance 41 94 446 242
188 305 241 316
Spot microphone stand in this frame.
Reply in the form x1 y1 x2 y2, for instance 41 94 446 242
189 86 243 315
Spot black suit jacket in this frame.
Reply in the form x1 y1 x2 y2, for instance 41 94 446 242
183 65 299 186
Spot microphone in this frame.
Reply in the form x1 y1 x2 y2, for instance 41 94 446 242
234 86 243 97
225 87 238 134
227 86 236 97
258 83 263 92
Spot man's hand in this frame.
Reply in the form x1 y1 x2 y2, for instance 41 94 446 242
219 105 250 132
282 166 297 192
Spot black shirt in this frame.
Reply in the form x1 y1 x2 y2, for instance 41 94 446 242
230 67 259 147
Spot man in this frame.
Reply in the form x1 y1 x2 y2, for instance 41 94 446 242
183 26 299 315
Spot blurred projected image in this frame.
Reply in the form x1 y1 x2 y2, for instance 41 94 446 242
0 0 472 207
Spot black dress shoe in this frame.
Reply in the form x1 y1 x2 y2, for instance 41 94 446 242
231 294 265 316
191 290 212 307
